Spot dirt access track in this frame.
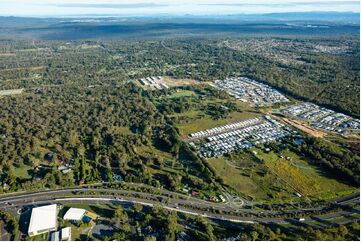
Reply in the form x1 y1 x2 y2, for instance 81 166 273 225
282 117 326 138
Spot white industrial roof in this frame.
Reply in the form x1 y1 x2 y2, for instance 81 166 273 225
28 204 58 235
63 208 86 220
61 227 71 240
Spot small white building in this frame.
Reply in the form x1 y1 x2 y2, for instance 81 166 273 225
61 227 71 241
28 204 58 236
63 208 86 221
50 231 60 241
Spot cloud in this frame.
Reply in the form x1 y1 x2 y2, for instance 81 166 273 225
56 3 167 9
0 0 359 17
201 1 359 7
295 1 359 4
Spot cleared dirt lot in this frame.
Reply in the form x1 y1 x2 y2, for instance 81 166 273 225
282 117 326 138
162 76 201 87
0 88 24 96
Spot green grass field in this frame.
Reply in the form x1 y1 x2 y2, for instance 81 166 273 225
177 110 260 136
207 147 357 202
61 204 115 218
168 90 197 98
155 87 358 202
208 157 261 197
225 151 258 168
159 88 262 137
207 156 298 202
12 165 32 179
276 149 357 200
135 144 174 162
175 101 261 137
108 126 133 135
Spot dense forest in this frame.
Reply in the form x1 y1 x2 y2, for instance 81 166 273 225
0 15 359 241
0 36 359 195
0 83 219 195
0 36 359 116
296 137 360 185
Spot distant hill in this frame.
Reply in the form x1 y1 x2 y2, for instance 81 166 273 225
0 12 359 40
260 11 360 22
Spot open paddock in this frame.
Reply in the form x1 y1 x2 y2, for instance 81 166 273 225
0 88 24 96
0 53 16 57
162 76 200 87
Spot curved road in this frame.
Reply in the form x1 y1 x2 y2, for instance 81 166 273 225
0 186 358 227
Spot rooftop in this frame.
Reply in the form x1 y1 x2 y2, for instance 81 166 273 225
63 208 86 221
28 204 58 236
61 227 71 241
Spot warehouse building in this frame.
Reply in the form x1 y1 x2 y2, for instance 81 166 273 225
50 227 71 241
28 204 58 236
63 208 86 221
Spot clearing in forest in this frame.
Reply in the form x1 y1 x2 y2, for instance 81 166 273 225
0 88 24 96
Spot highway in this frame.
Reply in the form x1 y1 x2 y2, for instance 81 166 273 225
0 186 359 227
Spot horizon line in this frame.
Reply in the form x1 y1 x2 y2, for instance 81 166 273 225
0 10 359 19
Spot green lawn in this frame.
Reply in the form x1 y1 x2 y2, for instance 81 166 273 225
207 157 298 202
168 110 202 119
61 204 115 218
135 144 174 161
324 213 359 223
12 165 32 179
277 149 357 200
225 151 258 168
168 90 197 98
208 157 260 197
164 95 262 137
27 232 49 241
177 110 260 136
207 147 357 203
109 126 133 135
254 148 357 201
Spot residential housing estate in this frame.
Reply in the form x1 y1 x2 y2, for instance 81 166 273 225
211 77 289 106
189 116 293 158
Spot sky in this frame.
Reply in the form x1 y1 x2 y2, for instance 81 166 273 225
0 0 359 17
